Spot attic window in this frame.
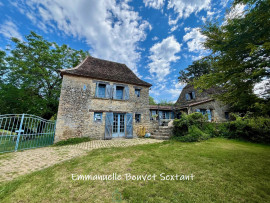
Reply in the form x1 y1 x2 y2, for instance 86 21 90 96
185 91 195 100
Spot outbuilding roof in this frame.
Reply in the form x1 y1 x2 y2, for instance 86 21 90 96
60 56 152 87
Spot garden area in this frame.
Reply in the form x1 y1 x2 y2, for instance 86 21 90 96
0 138 269 202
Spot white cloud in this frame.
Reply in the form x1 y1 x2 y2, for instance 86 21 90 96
13 0 151 75
170 25 178 32
152 36 159 41
224 3 246 24
148 36 181 81
143 0 165 9
183 27 207 53
166 81 186 99
167 0 211 24
0 20 23 41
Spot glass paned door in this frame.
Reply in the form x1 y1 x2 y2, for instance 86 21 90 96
112 114 125 137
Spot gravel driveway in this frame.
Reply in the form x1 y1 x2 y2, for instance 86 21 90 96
0 139 163 182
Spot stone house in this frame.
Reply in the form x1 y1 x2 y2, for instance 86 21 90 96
149 105 175 125
175 84 229 122
54 56 152 142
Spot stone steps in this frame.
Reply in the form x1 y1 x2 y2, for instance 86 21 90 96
151 127 172 140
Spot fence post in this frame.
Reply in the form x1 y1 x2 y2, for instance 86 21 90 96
15 114 25 152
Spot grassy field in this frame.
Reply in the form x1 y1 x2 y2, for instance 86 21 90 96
0 138 269 202
0 132 54 153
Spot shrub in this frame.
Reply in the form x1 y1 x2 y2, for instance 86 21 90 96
172 112 270 144
172 113 212 142
219 115 270 143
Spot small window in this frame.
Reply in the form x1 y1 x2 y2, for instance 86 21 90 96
116 86 124 100
94 112 102 122
135 114 141 123
135 89 141 97
186 91 195 100
225 112 229 120
97 84 106 98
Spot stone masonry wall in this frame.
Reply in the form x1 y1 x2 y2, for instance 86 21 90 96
55 75 151 142
188 100 229 122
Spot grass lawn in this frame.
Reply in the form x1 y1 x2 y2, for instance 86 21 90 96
0 133 54 153
0 138 269 202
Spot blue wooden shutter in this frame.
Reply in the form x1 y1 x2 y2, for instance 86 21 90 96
185 93 190 100
195 109 200 112
206 110 211 121
126 113 133 138
125 86 129 100
171 111 175 119
106 84 111 99
105 112 113 139
95 82 99 97
113 85 116 99
192 91 195 99
159 111 163 119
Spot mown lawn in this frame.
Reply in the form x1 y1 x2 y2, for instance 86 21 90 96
0 138 269 202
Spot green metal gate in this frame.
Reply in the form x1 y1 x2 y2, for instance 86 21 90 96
0 114 56 153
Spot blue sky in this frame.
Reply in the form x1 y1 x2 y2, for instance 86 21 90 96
0 0 241 103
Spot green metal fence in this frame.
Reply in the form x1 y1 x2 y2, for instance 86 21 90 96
0 114 56 153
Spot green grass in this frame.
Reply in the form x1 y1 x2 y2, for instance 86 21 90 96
53 137 92 146
0 138 269 202
0 133 54 153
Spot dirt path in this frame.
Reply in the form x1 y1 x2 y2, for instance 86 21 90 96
0 139 163 182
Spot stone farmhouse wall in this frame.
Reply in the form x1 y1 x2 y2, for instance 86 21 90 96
175 84 229 122
55 75 152 142
187 100 229 122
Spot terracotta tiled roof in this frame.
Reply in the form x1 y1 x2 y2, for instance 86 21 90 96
60 56 152 87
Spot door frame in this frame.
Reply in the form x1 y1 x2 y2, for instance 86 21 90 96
112 113 126 138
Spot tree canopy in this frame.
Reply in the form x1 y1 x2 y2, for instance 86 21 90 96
0 31 88 119
180 0 270 114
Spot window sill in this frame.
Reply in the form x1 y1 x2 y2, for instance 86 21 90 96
93 97 128 101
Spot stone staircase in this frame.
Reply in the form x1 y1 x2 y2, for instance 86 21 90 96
151 126 172 140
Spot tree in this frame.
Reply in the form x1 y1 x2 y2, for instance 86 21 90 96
192 0 270 113
178 56 212 83
0 31 88 119
149 96 156 105
159 99 174 106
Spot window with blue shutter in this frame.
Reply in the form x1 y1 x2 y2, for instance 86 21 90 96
185 93 190 100
105 112 113 139
116 86 124 99
192 91 195 99
126 113 133 138
105 84 111 99
135 89 140 97
206 109 212 121
95 83 106 98
125 86 129 100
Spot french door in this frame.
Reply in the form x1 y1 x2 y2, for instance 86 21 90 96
112 114 125 137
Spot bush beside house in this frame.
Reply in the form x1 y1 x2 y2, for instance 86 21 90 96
172 113 270 144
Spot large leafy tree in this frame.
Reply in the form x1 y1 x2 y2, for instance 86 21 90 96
192 0 270 113
178 56 212 83
0 31 88 119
